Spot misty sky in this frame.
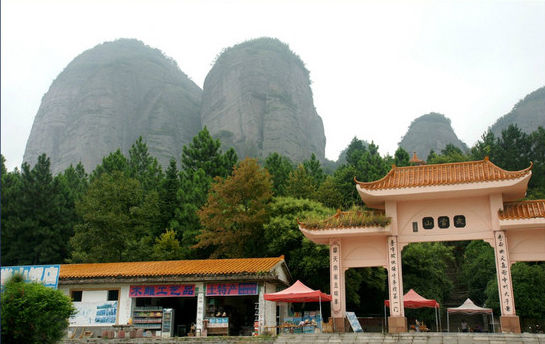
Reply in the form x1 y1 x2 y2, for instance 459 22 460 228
2 0 545 171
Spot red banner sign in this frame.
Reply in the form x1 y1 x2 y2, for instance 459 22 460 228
206 282 258 296
129 284 195 298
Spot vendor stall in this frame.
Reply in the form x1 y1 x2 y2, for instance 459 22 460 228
447 298 495 333
264 280 332 332
384 289 440 332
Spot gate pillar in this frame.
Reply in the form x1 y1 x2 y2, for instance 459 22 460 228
493 231 520 333
329 240 346 332
387 236 407 333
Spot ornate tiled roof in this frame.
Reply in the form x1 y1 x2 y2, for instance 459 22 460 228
60 256 284 279
499 200 545 220
298 209 390 231
355 158 532 191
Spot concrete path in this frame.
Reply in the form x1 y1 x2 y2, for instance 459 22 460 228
275 333 545 344
62 333 545 344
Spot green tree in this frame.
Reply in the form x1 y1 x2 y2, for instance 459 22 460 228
528 127 545 198
315 175 344 209
90 149 129 181
285 164 316 199
175 128 239 257
1 156 23 265
181 127 236 178
494 125 531 171
264 152 294 196
128 136 163 191
345 137 367 167
2 155 74 265
69 171 159 262
333 164 360 209
461 240 495 305
196 158 272 258
58 163 88 202
485 262 545 320
303 153 325 186
152 229 183 261
470 131 496 160
158 159 181 232
264 197 332 291
427 144 469 164
1 274 76 344
394 147 410 167
402 242 454 304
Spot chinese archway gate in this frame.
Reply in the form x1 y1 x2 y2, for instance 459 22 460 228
299 157 545 333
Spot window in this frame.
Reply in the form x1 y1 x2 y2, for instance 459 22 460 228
107 290 119 301
71 290 82 302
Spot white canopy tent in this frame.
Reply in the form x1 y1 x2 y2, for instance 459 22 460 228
447 298 495 333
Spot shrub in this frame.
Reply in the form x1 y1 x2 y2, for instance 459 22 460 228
1 274 76 344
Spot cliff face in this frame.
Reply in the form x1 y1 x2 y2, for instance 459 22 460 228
490 86 545 137
399 113 468 160
23 39 202 174
200 38 326 163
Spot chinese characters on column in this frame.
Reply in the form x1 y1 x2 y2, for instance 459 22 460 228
387 237 404 316
196 287 204 331
330 240 342 316
494 231 515 315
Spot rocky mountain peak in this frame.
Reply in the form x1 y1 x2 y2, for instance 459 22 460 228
200 37 326 163
23 38 202 174
398 112 468 160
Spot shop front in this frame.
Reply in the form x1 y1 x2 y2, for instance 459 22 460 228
130 284 198 337
58 256 291 338
205 282 259 336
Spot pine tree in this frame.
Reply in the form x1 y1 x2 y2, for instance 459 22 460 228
128 137 163 191
264 153 294 196
2 155 73 265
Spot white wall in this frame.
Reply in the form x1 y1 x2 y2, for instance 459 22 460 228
60 283 133 326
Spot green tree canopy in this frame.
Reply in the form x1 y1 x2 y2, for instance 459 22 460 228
196 158 272 258
461 240 496 305
69 170 160 262
264 152 294 196
1 274 76 344
264 197 332 292
1 155 74 265
285 164 316 199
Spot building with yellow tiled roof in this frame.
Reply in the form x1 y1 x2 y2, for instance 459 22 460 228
59 256 291 338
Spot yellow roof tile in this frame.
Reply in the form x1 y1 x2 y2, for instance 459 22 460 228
499 200 545 220
356 158 532 191
60 256 284 279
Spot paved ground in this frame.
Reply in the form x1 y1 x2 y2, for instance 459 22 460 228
62 333 545 344
275 333 545 344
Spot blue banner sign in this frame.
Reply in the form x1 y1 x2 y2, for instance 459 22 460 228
1 265 60 289
206 282 258 296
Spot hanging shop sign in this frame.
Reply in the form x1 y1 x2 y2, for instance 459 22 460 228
129 284 195 297
206 282 258 296
1 264 60 289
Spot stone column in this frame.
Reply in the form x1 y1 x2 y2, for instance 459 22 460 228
330 239 346 332
387 236 407 333
196 283 205 336
493 231 520 333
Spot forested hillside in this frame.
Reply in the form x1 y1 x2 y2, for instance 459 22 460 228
2 124 544 325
